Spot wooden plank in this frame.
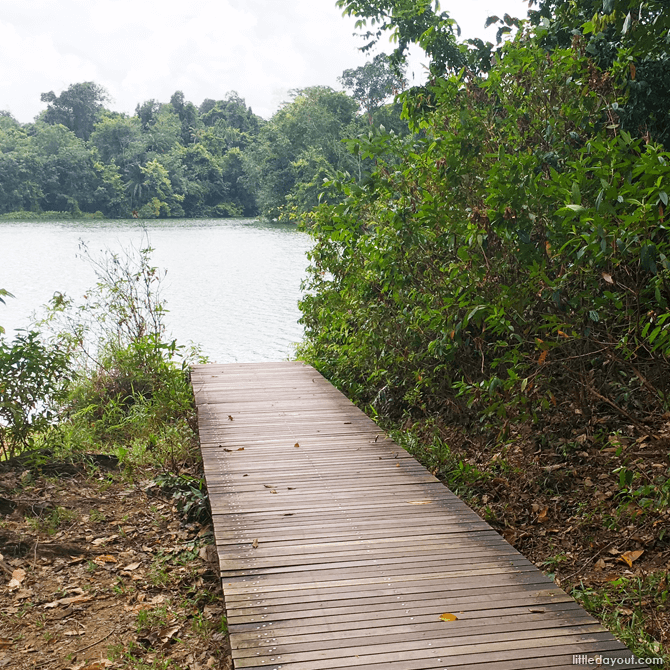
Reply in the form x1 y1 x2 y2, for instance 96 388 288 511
193 362 646 670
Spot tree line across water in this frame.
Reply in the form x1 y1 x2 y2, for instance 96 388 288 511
0 55 406 221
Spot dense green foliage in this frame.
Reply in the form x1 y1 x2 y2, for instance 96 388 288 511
299 3 670 429
0 331 71 458
0 243 201 470
0 66 406 221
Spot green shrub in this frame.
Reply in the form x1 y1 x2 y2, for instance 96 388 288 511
0 331 71 459
298 31 670 430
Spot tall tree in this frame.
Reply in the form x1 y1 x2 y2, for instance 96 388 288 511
39 82 109 141
339 53 406 123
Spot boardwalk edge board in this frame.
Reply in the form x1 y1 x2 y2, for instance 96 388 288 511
192 362 647 670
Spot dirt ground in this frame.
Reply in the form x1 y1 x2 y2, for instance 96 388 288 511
0 461 231 670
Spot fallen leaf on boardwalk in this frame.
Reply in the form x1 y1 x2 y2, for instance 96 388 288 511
270 489 277 494
620 550 644 567
237 447 244 451
93 555 117 565
263 484 275 488
243 474 248 477
44 595 93 608
252 538 259 549
294 443 300 448
528 608 545 613
223 449 233 452
228 415 234 421
122 562 141 571
439 613 458 622
396 463 400 467
288 487 295 490
407 501 432 505
8 568 26 591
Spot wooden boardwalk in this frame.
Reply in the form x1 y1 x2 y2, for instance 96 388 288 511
192 361 645 670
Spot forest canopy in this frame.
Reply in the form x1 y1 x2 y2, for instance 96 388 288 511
0 55 406 221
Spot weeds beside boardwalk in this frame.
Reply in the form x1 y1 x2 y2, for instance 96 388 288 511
0 242 232 669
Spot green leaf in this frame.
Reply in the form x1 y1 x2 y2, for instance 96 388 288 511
571 182 582 205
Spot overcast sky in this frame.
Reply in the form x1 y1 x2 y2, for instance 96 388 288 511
0 0 530 123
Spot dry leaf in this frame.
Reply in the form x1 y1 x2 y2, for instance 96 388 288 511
237 447 244 451
91 535 118 546
223 448 232 452
270 489 277 494
602 272 614 284
288 487 295 490
594 558 606 570
528 608 545 613
439 613 458 622
8 568 26 591
396 463 400 467
122 562 141 571
160 625 180 642
93 555 117 565
294 442 300 448
252 538 259 549
544 464 562 473
263 484 274 488
407 501 432 505
537 507 548 523
151 595 166 605
620 550 644 568
0 639 12 649
64 630 86 637
228 415 234 421
44 595 93 609
81 662 114 670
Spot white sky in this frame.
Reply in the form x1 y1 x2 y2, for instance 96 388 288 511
0 0 530 123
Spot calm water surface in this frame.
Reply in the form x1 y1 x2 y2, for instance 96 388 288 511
0 218 312 363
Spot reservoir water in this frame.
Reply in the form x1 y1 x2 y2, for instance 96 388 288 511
0 218 312 363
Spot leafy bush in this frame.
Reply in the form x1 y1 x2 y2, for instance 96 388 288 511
0 331 71 458
298 29 670 431
39 236 203 467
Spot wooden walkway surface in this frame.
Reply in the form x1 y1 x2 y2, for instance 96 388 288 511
192 361 645 670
